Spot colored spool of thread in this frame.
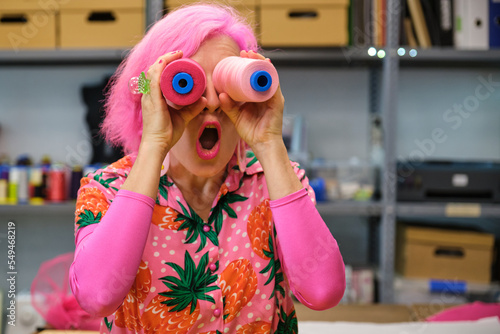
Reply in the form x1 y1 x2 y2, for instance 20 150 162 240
30 166 44 204
8 166 19 204
48 165 66 202
0 165 8 204
17 166 29 204
213 56 279 102
160 58 206 107
70 166 83 200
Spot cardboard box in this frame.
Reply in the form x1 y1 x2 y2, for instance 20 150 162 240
59 0 145 48
165 0 257 33
260 0 349 47
0 0 57 49
398 226 495 283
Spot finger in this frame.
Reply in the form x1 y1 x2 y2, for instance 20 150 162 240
219 92 242 124
247 50 266 60
179 97 207 124
146 50 183 79
146 50 183 101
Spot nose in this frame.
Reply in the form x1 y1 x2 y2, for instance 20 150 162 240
203 76 220 113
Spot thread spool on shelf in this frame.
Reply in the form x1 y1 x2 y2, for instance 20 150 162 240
213 57 279 102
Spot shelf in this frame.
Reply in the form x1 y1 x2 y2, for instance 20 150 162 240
396 47 500 67
0 47 378 67
397 202 500 218
1 201 381 217
1 47 499 67
316 201 382 216
263 47 500 67
4 201 498 219
0 202 76 215
0 48 130 65
262 47 380 67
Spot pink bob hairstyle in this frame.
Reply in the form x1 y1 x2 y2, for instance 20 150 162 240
101 3 259 154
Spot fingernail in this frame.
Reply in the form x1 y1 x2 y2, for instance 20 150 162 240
159 59 163 64
169 50 180 55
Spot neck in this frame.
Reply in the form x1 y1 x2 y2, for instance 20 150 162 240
167 156 227 220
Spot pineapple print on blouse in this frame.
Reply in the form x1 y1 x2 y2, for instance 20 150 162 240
75 153 310 334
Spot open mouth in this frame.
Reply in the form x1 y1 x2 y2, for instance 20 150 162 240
196 121 221 160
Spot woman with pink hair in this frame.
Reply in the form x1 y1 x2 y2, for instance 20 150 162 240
70 3 345 333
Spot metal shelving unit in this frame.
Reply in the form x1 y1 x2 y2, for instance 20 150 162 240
0 203 76 215
0 49 129 65
317 201 383 216
376 0 400 303
398 202 500 219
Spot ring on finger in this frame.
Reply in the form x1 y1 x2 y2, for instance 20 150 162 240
138 71 151 94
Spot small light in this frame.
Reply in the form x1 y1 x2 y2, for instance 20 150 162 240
368 47 377 57
377 49 386 58
409 49 417 57
397 47 406 56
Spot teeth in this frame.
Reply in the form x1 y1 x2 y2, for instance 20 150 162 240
206 125 216 129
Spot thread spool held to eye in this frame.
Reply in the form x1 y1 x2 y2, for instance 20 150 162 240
160 58 206 106
213 56 279 102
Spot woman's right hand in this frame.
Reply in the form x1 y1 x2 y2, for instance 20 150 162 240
140 50 206 157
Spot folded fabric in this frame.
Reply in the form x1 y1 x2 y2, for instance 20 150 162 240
427 302 500 322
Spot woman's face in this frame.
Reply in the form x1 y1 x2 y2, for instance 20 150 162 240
168 35 241 178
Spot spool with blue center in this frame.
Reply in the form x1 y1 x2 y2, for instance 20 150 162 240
172 72 194 94
250 70 272 92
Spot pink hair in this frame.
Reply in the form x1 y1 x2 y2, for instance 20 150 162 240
101 3 259 154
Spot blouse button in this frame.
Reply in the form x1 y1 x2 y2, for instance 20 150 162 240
213 308 221 317
203 225 211 232
209 263 217 272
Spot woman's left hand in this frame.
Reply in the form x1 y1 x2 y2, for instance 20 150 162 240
219 50 285 152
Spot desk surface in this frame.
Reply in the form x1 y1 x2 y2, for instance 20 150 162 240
294 302 414 323
37 303 460 333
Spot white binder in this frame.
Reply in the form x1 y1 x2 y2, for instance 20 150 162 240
454 0 490 49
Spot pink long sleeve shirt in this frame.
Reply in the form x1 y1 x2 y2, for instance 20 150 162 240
70 151 345 334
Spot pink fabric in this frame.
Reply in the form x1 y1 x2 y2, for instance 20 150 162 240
270 188 346 310
426 302 500 322
69 153 345 333
31 252 101 330
70 190 155 316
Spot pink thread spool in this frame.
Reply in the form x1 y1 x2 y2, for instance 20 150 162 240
213 57 279 102
160 58 207 106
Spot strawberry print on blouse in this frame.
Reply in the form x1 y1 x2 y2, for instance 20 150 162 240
75 152 315 334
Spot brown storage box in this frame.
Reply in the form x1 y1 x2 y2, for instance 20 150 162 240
59 0 145 48
260 0 349 47
0 0 57 49
398 226 495 283
165 0 257 33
